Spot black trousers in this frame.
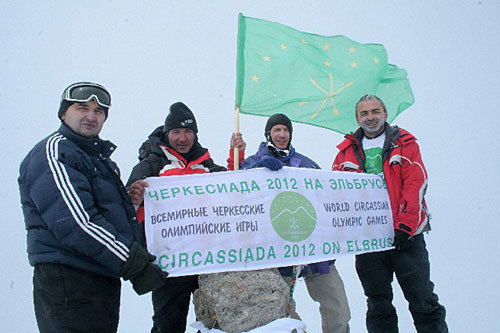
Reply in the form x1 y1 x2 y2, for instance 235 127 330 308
151 275 199 333
33 263 121 333
355 234 448 333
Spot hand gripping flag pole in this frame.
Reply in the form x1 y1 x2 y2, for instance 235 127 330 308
234 107 240 171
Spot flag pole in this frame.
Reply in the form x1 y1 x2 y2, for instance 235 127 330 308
234 106 240 171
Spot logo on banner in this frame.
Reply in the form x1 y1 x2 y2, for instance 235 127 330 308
270 191 317 242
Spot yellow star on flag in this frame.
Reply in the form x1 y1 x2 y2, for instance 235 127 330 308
263 56 271 62
280 43 287 51
322 44 330 50
373 57 380 64
348 46 356 53
324 60 332 67
251 75 260 82
350 62 358 68
300 39 308 45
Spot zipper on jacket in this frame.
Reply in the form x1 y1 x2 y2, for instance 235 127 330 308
351 139 366 172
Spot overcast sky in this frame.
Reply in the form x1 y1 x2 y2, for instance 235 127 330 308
2 1 499 332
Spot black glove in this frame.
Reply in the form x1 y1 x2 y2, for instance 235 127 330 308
393 230 414 251
131 262 168 295
120 242 168 295
257 158 283 171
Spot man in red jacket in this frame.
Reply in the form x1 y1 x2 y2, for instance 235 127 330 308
332 94 447 333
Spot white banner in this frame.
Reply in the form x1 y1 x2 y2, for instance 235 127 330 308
144 167 394 277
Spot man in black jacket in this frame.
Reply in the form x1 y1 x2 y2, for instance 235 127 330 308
18 82 167 333
127 102 226 333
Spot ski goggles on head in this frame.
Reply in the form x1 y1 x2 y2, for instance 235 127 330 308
62 82 112 108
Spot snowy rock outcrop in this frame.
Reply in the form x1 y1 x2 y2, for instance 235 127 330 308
193 269 291 332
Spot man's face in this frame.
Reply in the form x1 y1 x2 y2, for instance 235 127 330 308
356 99 387 138
61 99 106 138
270 124 290 149
168 128 195 153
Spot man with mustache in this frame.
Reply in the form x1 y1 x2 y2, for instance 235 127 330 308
332 94 448 332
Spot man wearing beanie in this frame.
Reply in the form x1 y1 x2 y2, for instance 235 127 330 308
127 102 226 333
228 113 351 333
18 82 167 332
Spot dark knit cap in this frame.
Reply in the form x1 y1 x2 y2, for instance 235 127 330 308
265 113 293 140
164 102 198 133
58 100 74 119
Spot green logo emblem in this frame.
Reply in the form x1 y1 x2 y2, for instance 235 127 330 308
270 191 317 242
364 147 383 174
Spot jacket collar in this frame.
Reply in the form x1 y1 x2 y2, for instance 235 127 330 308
256 142 301 167
162 144 210 167
338 123 401 150
58 122 116 158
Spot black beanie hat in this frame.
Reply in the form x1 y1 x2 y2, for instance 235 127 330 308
164 102 198 134
265 113 293 142
58 100 73 120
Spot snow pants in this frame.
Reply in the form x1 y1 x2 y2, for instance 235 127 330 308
150 274 199 333
33 263 121 333
284 263 351 333
355 234 448 333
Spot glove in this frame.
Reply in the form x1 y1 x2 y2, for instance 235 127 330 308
131 262 168 295
120 242 168 295
257 158 283 171
393 230 414 251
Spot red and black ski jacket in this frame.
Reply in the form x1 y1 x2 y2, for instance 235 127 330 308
332 124 430 236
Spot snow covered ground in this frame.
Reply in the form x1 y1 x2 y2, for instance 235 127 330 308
2 1 499 332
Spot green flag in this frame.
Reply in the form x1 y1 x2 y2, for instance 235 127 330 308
235 13 414 134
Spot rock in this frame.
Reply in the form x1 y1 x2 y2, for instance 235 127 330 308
193 268 291 332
